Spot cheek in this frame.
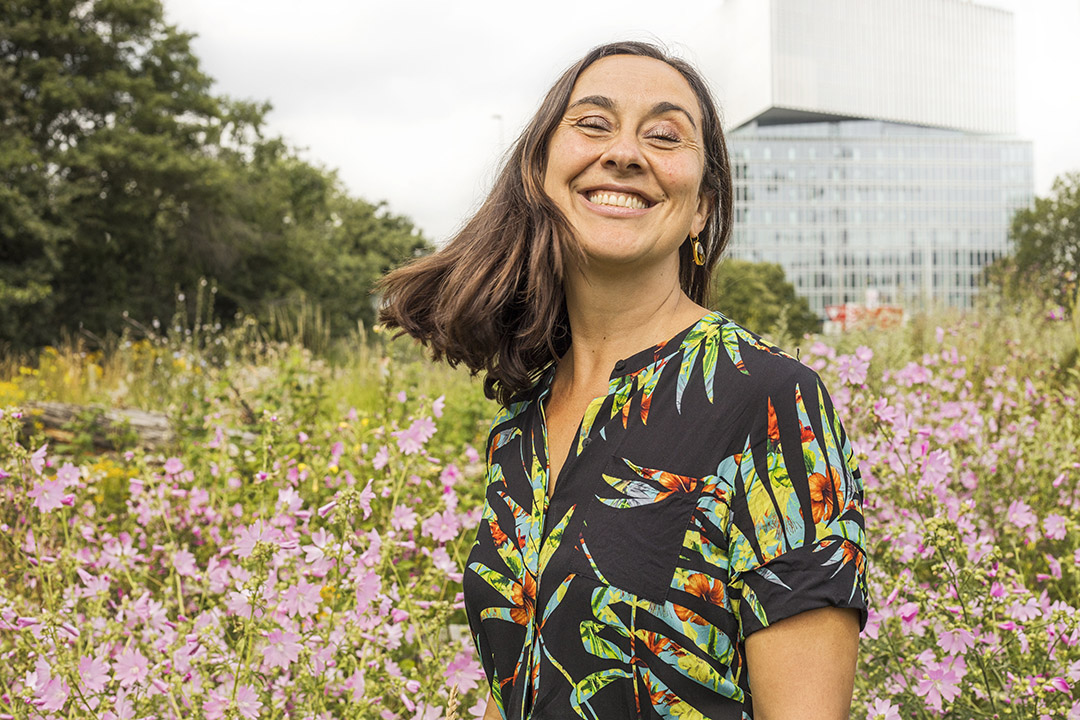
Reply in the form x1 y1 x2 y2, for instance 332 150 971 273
546 133 595 180
653 156 705 200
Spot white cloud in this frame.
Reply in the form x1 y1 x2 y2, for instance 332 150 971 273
163 0 1080 240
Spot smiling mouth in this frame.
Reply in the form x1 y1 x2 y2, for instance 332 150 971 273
585 191 651 210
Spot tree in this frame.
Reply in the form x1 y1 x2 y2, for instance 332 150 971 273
710 258 821 339
1005 172 1080 307
1 0 228 345
0 0 429 349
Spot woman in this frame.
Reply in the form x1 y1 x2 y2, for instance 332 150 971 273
380 41 868 720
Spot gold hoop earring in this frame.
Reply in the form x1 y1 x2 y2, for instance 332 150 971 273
691 235 705 266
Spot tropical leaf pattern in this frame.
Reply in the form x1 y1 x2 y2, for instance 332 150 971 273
463 312 868 719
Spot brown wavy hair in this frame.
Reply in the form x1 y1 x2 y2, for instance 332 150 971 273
378 41 734 406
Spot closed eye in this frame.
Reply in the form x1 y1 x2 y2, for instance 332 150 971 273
575 116 612 131
647 131 681 143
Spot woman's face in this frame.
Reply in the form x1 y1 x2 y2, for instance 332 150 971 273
542 54 711 277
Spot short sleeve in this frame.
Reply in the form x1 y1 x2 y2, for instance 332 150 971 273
726 369 868 639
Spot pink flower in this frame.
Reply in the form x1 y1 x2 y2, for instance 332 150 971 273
373 445 391 470
833 354 869 385
113 647 149 688
263 630 302 670
465 445 480 464
1007 500 1036 530
391 504 418 531
1010 597 1040 622
421 509 460 543
855 345 873 362
235 684 262 719
443 650 485 694
1045 513 1067 540
1046 553 1063 580
866 698 901 720
56 462 81 487
280 578 323 618
103 690 136 720
358 478 375 520
898 602 919 623
30 443 48 475
343 670 366 701
937 628 975 655
431 546 457 575
203 688 229 720
356 570 381 612
232 520 282 558
411 703 443 720
916 662 962 712
36 671 70 712
440 464 462 487
163 457 184 475
393 417 436 455
433 395 446 418
28 476 67 513
174 549 198 577
920 449 951 488
78 655 111 693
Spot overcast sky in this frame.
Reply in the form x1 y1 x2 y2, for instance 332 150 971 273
162 0 1080 243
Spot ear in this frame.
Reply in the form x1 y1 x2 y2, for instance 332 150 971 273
690 189 713 237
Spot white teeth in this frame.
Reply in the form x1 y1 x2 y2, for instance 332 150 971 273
587 192 648 210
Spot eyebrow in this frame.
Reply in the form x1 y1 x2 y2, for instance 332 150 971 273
567 95 698 129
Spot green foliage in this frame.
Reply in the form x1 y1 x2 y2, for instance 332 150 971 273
0 0 429 350
710 258 821 341
996 171 1080 308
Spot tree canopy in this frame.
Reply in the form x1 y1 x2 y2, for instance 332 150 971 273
1003 172 1080 308
710 258 821 340
0 0 429 349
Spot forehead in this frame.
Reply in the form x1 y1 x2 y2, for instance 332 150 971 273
568 55 702 121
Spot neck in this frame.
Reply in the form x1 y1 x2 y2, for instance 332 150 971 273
557 259 707 389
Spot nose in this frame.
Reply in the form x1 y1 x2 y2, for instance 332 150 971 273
600 129 644 172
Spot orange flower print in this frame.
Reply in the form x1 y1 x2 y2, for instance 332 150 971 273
639 631 672 657
767 398 781 443
489 519 509 547
509 572 536 625
673 604 708 625
808 467 844 523
684 573 725 606
842 539 864 574
654 471 700 502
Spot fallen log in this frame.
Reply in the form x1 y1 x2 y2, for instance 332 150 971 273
23 401 175 450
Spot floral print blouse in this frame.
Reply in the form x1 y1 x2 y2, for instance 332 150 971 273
463 312 868 720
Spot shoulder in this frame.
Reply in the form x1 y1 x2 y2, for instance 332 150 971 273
483 364 553 450
701 313 825 399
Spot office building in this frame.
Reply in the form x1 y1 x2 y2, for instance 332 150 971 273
710 0 1034 318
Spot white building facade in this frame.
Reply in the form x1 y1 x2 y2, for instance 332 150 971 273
710 0 1034 318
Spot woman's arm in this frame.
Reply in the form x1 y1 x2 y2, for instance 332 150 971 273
745 606 860 720
481 692 502 720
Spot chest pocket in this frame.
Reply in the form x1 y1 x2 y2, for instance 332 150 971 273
569 454 707 604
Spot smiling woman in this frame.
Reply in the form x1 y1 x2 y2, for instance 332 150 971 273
378 41 867 720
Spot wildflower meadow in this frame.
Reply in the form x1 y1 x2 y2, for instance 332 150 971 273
1 301 1078 719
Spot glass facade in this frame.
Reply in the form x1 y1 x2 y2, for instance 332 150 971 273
726 120 1034 318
